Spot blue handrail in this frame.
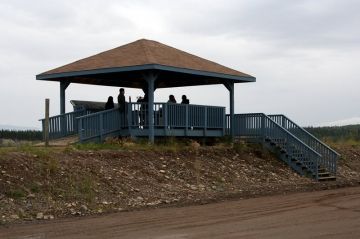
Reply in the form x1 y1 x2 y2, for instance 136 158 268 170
227 113 322 179
269 114 339 176
40 109 87 140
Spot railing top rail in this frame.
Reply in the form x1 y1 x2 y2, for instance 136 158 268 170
39 109 85 121
76 107 118 120
265 114 322 157
128 102 225 109
268 114 340 156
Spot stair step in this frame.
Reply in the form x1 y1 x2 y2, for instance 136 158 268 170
318 176 336 181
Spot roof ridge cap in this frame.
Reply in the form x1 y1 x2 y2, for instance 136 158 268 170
140 39 156 63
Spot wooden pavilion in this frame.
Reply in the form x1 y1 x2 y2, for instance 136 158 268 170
37 39 339 181
37 39 255 142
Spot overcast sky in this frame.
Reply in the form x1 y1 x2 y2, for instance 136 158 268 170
0 0 359 128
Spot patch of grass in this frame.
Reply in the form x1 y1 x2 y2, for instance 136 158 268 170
45 157 59 175
73 137 192 153
64 175 97 203
0 147 16 156
74 142 122 151
28 182 41 193
233 141 249 154
5 188 26 199
326 138 360 147
17 145 51 159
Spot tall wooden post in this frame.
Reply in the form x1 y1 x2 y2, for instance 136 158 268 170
224 82 235 140
60 81 70 114
44 98 50 147
145 73 157 143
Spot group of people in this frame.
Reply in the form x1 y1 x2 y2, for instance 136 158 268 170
168 94 190 104
104 88 126 111
104 88 190 111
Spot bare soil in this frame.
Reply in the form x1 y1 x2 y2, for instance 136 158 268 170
1 186 359 239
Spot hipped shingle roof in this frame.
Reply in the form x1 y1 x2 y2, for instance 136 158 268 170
41 39 253 79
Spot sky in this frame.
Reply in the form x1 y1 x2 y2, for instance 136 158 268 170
0 0 359 129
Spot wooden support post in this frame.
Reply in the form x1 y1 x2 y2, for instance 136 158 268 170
60 81 70 114
44 98 50 147
127 102 132 137
224 82 235 140
99 113 103 142
204 106 208 137
144 73 157 143
185 105 189 136
164 103 168 136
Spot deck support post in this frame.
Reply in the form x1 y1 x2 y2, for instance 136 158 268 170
144 73 157 143
224 81 235 140
60 81 70 114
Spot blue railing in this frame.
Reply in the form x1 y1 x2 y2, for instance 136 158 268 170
77 103 226 142
227 113 323 179
269 114 339 175
40 109 87 139
78 108 126 142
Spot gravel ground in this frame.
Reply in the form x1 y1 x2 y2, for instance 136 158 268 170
0 143 359 224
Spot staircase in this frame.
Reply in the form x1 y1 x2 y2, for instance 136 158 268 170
230 113 339 181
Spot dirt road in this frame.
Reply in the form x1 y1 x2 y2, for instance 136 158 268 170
1 186 360 239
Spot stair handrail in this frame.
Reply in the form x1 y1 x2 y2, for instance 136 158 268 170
235 113 321 179
268 114 340 156
262 114 322 155
269 114 339 175
233 113 322 158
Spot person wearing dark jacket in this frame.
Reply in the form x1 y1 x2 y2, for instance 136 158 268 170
117 88 127 127
117 88 126 113
105 96 115 110
168 95 177 103
181 95 190 104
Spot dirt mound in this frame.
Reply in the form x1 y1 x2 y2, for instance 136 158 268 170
0 143 359 224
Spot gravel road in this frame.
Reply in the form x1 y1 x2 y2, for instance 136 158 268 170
1 186 359 239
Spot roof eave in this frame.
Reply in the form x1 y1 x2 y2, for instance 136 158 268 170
36 64 256 83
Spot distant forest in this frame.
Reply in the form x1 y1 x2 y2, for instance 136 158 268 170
0 125 359 142
305 124 360 142
0 130 42 141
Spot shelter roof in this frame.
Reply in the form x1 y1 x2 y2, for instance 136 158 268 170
37 39 255 88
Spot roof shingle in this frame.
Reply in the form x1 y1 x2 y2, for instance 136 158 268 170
41 39 253 78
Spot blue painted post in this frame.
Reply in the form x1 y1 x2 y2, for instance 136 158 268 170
261 114 265 141
224 82 235 139
145 74 157 143
78 118 83 143
60 81 70 114
185 105 189 136
60 81 70 137
127 102 132 136
223 108 226 136
204 106 208 137
164 103 168 136
99 113 103 142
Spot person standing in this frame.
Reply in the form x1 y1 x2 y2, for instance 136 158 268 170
181 95 190 104
168 95 177 103
105 96 115 110
117 88 126 127
117 88 126 112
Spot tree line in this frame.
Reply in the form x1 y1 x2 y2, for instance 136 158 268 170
305 124 360 142
0 130 43 141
